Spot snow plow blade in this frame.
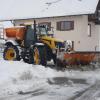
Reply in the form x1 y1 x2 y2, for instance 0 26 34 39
56 51 100 67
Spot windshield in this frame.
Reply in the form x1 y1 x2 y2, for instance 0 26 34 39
36 26 48 35
40 27 47 35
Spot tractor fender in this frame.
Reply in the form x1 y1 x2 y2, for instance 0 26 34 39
4 40 22 55
5 40 19 46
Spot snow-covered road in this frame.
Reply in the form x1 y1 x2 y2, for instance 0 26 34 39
74 80 100 100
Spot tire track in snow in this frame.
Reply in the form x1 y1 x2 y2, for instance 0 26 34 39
0 88 46 100
69 80 100 100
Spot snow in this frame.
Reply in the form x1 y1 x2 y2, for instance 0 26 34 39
0 0 98 20
0 59 100 99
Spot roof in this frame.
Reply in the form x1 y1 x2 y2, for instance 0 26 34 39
0 0 99 21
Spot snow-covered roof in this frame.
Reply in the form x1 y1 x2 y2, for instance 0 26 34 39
0 0 99 20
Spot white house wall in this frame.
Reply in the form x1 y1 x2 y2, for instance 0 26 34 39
15 15 99 51
95 25 100 51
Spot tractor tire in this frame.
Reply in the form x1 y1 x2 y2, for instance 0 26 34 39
45 45 57 65
23 58 29 63
21 51 30 63
29 45 47 66
39 46 47 66
52 54 57 65
3 45 20 61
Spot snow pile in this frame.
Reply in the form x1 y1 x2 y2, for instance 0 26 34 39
0 60 72 96
0 60 53 95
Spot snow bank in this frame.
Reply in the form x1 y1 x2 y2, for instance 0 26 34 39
0 60 69 96
0 60 49 95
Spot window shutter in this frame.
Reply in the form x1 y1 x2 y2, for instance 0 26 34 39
57 21 74 31
71 21 74 29
56 22 61 30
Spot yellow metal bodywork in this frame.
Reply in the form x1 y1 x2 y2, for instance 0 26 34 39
40 36 64 49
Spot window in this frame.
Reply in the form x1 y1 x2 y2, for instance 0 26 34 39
56 21 74 31
88 24 91 37
38 22 51 31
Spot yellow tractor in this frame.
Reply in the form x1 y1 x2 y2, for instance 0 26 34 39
3 20 65 66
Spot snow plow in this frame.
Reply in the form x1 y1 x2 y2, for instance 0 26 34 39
56 51 98 67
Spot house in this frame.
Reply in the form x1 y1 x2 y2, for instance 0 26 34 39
0 0 99 51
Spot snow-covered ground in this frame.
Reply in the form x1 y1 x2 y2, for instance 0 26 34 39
0 51 100 100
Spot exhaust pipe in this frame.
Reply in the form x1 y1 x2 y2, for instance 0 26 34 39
34 20 37 42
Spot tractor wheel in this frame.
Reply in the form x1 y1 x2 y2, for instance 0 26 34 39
29 46 47 66
39 46 47 66
52 54 57 65
3 46 20 61
23 57 29 63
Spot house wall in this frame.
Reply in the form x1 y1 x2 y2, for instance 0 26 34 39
14 15 99 51
95 25 100 51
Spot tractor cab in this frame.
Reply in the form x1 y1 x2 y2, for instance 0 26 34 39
24 25 36 48
24 24 48 48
